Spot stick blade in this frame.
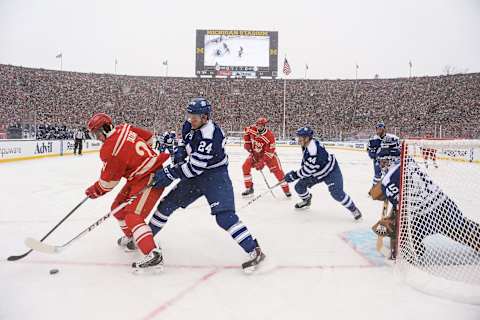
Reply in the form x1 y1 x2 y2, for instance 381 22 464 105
7 253 29 261
24 237 58 254
376 236 385 253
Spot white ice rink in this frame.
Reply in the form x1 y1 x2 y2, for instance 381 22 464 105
1 146 479 320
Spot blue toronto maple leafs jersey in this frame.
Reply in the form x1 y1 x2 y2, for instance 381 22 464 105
176 120 228 179
381 163 401 207
367 133 400 159
383 158 449 214
162 132 175 147
296 139 336 180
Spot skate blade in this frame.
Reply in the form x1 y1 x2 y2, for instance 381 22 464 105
132 264 164 275
294 206 311 211
117 245 137 253
243 256 277 275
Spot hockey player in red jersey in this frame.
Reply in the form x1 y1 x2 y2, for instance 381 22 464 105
85 113 170 272
242 117 291 197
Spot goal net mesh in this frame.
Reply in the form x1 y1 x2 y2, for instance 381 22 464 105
396 139 480 304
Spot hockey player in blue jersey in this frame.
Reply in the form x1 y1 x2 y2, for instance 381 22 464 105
149 98 266 273
284 127 362 220
168 130 176 145
371 151 480 260
367 122 400 185
157 131 176 155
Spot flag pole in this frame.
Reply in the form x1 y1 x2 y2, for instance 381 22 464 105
163 60 169 77
282 77 286 140
281 56 291 140
60 56 63 71
354 63 359 97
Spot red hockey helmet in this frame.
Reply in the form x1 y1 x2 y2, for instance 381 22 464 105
88 113 112 131
87 113 113 140
256 117 268 127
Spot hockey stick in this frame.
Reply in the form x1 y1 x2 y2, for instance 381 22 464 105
260 169 276 199
239 180 284 210
376 199 389 254
7 197 89 261
24 187 147 255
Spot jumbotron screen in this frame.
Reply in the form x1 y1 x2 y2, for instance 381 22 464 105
195 30 278 78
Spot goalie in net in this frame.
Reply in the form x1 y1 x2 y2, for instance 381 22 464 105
371 140 480 303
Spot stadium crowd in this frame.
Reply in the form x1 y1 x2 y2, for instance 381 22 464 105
1 64 479 140
2 123 76 140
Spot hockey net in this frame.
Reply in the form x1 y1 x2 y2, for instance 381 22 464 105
395 139 480 304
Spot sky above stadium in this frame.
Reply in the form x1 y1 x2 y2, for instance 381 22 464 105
1 0 479 79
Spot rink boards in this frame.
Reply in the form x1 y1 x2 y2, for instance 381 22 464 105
0 139 102 163
0 139 366 164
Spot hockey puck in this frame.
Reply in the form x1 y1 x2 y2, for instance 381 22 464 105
49 268 59 275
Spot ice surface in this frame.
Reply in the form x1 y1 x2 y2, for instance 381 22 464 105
1 145 479 320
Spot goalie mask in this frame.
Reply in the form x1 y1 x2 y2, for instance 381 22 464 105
377 148 399 174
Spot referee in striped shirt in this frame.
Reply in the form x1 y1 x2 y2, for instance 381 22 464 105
74 127 86 155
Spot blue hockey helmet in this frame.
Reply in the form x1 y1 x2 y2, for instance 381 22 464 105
187 98 211 116
375 122 385 129
296 126 314 138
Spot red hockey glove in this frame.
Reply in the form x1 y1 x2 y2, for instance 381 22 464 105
85 181 108 199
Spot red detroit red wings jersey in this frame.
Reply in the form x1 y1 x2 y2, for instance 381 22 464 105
243 126 276 159
97 124 169 193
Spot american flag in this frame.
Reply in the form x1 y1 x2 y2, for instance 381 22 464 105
55 53 62 59
283 58 291 76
